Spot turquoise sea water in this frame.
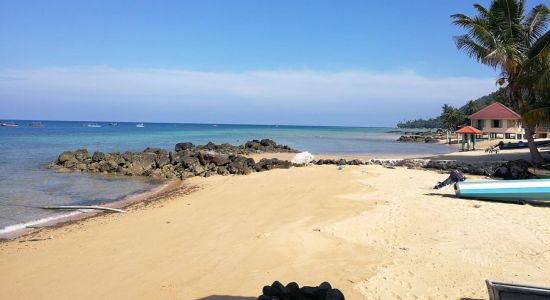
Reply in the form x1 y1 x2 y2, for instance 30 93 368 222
0 121 454 233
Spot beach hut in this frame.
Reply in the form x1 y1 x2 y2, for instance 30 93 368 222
469 102 524 139
457 126 482 151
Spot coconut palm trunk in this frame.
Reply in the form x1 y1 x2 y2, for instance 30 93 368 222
522 123 545 164
511 85 546 164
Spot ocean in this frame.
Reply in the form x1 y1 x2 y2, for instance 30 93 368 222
0 121 454 234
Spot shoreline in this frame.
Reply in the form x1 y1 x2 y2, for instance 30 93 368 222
0 152 400 241
2 144 545 241
0 181 179 240
1 164 549 299
4 139 548 242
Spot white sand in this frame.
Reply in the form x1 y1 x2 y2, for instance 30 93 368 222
1 164 549 299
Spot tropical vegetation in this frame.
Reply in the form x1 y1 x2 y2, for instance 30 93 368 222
451 0 550 164
396 88 508 129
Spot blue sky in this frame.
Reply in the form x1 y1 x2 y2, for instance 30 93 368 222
0 0 531 126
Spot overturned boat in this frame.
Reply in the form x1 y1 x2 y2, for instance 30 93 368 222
455 179 550 203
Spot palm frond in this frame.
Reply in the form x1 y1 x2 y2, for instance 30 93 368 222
523 4 550 44
523 107 550 125
491 0 525 41
473 4 490 19
454 35 498 68
528 30 550 59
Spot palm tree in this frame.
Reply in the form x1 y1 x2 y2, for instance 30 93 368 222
441 104 466 143
464 100 480 125
522 33 550 129
451 0 550 164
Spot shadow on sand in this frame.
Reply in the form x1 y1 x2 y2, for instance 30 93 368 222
424 192 458 199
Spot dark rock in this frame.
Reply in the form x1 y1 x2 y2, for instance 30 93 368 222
397 130 446 143
205 142 216 150
58 151 75 163
126 152 157 175
285 282 300 298
318 282 332 291
493 159 533 180
179 156 200 168
227 156 255 175
63 159 79 168
346 159 364 165
156 156 170 168
174 142 194 152
122 151 133 162
260 139 276 147
325 289 345 300
211 154 231 166
49 140 299 179
74 149 89 161
92 151 106 162
217 166 229 175
256 158 292 171
300 286 319 297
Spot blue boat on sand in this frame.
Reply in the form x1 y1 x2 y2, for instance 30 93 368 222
455 179 550 203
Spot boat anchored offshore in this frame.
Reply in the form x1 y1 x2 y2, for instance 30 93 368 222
136 123 145 128
455 179 550 203
84 123 102 128
1 122 19 127
29 121 46 127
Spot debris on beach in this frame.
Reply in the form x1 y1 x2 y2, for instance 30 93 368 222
42 205 126 213
258 281 345 300
291 151 315 165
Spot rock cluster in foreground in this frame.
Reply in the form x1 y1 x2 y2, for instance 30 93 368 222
258 281 344 300
48 139 297 180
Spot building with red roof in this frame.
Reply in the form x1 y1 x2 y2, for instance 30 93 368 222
469 102 524 140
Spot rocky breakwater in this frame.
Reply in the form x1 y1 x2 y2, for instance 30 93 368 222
47 139 298 180
397 129 446 143
314 157 534 179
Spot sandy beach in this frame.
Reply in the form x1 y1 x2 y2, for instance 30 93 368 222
1 156 549 299
4 0 550 298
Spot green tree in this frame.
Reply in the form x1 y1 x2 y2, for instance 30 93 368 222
464 100 479 115
451 0 550 164
440 104 466 143
520 30 550 125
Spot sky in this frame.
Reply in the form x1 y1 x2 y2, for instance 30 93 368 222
0 0 528 126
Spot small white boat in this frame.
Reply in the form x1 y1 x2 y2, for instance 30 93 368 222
84 123 102 128
108 122 118 126
1 122 19 127
136 123 145 128
455 179 550 203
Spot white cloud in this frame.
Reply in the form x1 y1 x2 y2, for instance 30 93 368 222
0 66 497 126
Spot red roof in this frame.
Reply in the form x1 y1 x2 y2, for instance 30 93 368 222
456 126 482 134
469 102 521 120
